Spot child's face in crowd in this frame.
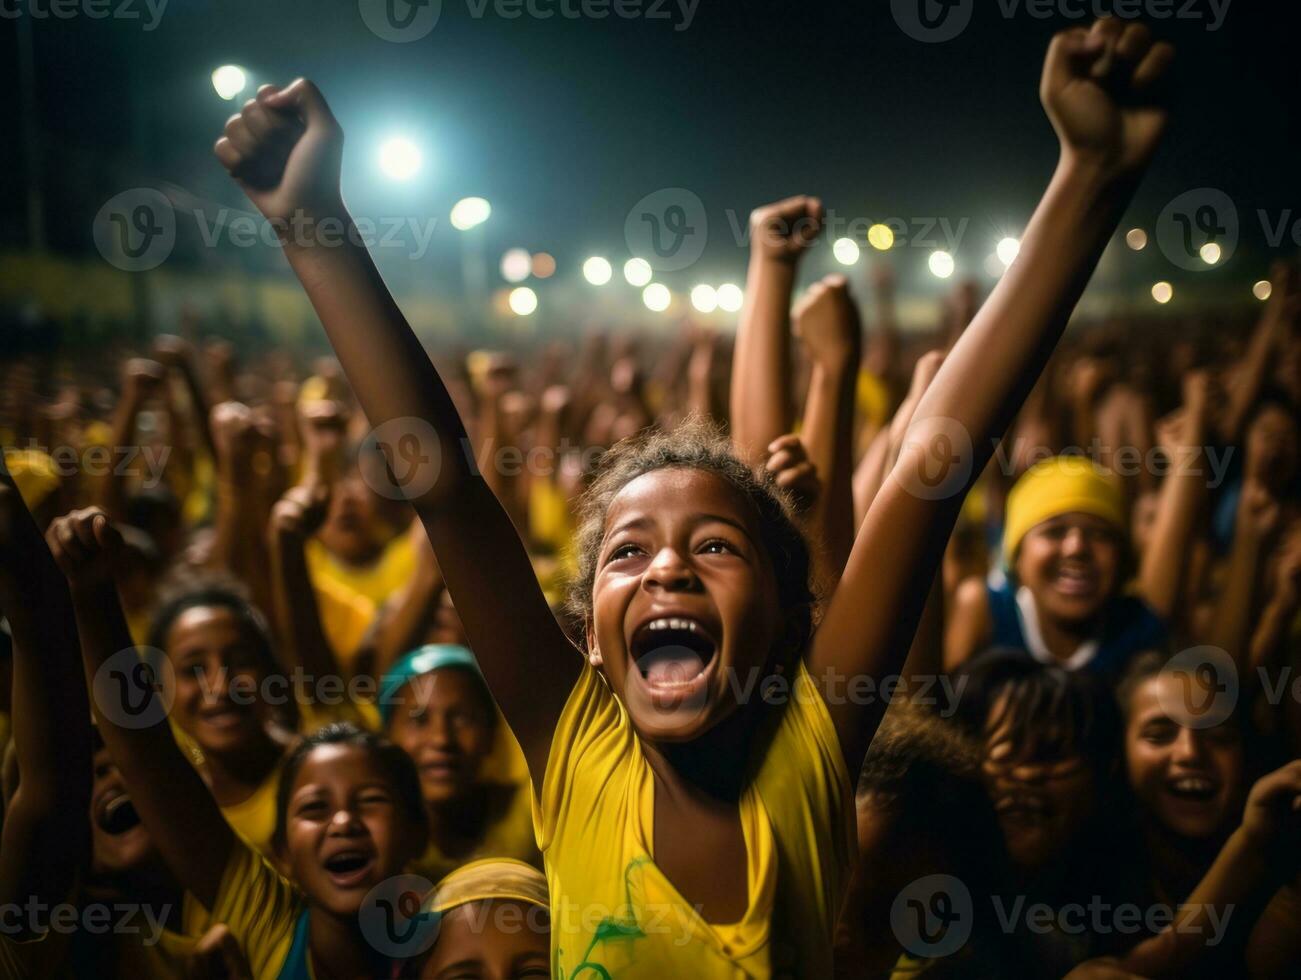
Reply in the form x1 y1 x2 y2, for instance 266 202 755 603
90 746 158 876
280 743 422 916
166 606 268 754
420 901 550 979
590 467 783 742
1125 674 1245 841
981 695 1098 871
1015 514 1121 625
388 670 496 805
319 470 384 563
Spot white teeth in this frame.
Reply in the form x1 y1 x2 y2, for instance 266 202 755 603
647 618 699 632
1171 777 1213 793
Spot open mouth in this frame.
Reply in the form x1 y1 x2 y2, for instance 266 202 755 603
98 793 143 836
199 701 247 730
1164 775 1218 803
322 848 377 888
995 794 1052 825
1052 565 1098 597
630 617 718 694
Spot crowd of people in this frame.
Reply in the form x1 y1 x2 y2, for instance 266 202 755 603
0 15 1298 979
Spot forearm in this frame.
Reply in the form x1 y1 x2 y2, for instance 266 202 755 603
268 529 339 680
284 222 473 512
730 255 795 464
803 354 858 579
100 392 142 520
1210 525 1264 667
1120 828 1271 979
1139 441 1206 620
1249 596 1296 673
372 565 443 677
68 579 232 908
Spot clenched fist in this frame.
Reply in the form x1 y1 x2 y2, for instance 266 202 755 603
214 79 344 225
1041 18 1174 179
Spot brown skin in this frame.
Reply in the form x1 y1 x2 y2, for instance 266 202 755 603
982 695 1099 872
1124 675 1246 842
277 743 424 920
1014 513 1123 648
215 18 1173 927
318 469 387 566
387 670 496 805
420 901 549 979
89 747 157 877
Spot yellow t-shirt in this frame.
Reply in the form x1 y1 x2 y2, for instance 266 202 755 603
536 661 855 979
313 575 377 677
219 764 282 857
410 781 541 885
204 841 304 979
306 535 416 608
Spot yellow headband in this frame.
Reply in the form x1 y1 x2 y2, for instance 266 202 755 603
424 859 549 917
1002 455 1125 563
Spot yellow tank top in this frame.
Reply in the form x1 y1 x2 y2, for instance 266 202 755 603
306 534 416 607
535 661 855 978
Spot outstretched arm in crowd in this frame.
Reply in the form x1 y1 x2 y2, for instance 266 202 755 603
1136 370 1212 622
100 358 166 522
810 17 1175 770
1222 261 1297 443
793 275 862 583
212 81 576 788
729 195 823 465
1118 760 1301 978
47 507 235 909
0 455 92 926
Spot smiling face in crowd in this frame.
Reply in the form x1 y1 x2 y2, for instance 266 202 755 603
1015 513 1123 625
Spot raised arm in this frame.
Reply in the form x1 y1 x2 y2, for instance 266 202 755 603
47 507 234 910
729 196 823 465
810 18 1174 768
792 275 862 583
213 81 576 785
1136 370 1212 621
0 457 92 922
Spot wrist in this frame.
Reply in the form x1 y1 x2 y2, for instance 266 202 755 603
1054 149 1136 200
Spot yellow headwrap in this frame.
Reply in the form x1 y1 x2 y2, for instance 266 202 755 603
2 449 61 511
424 858 549 916
1002 455 1125 563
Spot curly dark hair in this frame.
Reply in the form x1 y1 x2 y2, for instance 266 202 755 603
565 417 816 662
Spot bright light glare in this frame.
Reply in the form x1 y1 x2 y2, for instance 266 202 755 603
690 284 718 313
500 249 531 283
1200 242 1222 265
378 137 422 181
868 224 895 251
1126 228 1148 251
832 238 861 266
449 197 491 231
643 284 672 312
582 257 613 286
624 258 653 287
928 250 955 279
1151 281 1174 304
508 287 538 316
996 237 1021 267
1253 280 1272 301
212 65 247 101
716 283 743 313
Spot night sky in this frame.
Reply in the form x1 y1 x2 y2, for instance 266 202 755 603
1 0 1297 309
